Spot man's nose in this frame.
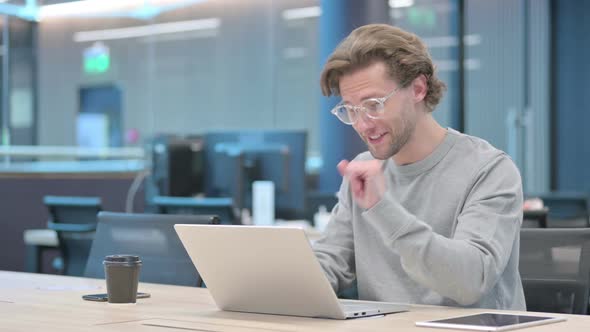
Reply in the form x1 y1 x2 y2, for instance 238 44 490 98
353 111 375 131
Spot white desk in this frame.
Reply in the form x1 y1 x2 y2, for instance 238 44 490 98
0 271 586 332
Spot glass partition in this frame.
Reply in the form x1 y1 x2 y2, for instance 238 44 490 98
34 0 320 150
0 0 551 192
0 0 321 177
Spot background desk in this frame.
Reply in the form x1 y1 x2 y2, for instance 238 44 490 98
0 271 587 332
0 167 145 272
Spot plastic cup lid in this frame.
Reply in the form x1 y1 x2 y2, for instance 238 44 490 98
103 255 141 263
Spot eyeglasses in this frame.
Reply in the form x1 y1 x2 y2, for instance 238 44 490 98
330 87 399 125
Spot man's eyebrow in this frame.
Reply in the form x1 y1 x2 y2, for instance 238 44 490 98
342 92 383 105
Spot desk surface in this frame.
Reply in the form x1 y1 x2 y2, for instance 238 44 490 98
0 271 586 332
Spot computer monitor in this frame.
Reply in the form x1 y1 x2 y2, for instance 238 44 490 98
203 130 307 219
145 134 204 201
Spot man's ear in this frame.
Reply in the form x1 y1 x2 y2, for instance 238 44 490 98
412 74 428 103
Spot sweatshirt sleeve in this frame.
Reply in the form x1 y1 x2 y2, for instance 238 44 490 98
312 180 356 293
363 155 523 305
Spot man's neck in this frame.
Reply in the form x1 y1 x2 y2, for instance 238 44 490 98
392 114 447 166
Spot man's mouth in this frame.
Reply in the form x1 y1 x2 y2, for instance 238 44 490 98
367 132 387 144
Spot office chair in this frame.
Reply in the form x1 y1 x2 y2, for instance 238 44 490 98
527 192 590 228
152 195 239 225
522 208 549 228
520 228 590 314
84 212 220 287
44 195 102 276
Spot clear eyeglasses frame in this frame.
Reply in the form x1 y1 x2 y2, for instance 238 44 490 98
330 87 399 125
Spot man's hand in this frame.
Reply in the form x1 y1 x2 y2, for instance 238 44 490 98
337 159 387 210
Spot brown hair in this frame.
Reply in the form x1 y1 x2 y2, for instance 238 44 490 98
320 24 446 111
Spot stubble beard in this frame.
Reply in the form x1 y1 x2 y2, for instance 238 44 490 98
368 110 417 160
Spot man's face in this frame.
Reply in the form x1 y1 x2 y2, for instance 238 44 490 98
339 62 418 160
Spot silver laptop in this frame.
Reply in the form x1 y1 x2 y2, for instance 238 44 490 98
174 224 408 319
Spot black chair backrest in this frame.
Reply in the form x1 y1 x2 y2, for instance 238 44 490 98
44 195 102 276
84 211 220 287
529 192 589 227
522 208 549 228
520 228 590 314
152 195 238 225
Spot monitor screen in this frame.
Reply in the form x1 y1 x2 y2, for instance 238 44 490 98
203 130 307 219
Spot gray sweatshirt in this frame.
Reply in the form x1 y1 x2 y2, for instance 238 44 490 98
313 128 526 310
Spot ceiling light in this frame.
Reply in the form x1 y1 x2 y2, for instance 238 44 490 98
388 0 414 9
38 0 207 20
281 6 321 20
73 18 220 42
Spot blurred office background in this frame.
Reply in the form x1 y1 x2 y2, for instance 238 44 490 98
0 0 588 273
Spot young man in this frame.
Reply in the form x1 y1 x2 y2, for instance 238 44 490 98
313 24 525 310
